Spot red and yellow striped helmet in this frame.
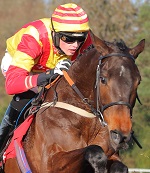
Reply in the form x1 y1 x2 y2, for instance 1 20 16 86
51 3 90 32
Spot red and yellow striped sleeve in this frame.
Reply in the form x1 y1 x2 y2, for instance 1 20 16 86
7 23 43 72
5 66 38 95
5 19 47 94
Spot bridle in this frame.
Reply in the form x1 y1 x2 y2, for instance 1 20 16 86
95 52 142 148
95 53 136 125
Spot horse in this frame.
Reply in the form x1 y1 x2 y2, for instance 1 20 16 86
4 34 145 173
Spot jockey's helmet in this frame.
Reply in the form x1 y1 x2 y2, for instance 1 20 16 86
51 3 90 33
51 3 90 53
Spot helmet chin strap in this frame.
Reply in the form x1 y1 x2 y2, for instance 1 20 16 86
58 48 65 55
51 18 65 55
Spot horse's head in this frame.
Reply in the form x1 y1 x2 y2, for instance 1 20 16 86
68 34 145 151
92 35 145 150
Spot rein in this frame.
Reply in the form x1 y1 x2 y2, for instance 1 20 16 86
62 70 106 125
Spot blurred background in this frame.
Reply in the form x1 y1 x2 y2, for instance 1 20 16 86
0 0 149 169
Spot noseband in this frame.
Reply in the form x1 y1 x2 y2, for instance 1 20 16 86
95 53 135 125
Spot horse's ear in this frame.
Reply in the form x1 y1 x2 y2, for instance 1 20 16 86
129 39 145 59
90 30 112 56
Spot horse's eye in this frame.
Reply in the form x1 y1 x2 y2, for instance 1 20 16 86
100 77 107 84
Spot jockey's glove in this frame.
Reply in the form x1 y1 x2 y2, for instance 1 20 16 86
37 59 72 86
54 59 72 75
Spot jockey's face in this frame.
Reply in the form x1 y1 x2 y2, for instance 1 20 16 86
59 39 82 56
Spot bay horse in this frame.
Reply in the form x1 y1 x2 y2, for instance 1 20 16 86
4 35 145 173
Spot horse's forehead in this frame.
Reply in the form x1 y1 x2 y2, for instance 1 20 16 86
108 58 139 79
112 64 130 79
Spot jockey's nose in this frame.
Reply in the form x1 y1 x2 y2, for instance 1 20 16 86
110 130 131 145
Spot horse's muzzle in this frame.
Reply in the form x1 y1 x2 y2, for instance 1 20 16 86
110 130 131 150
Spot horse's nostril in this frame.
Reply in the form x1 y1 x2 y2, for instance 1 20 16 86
110 130 131 145
110 130 121 145
124 134 131 143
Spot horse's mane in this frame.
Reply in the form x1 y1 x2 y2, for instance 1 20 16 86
104 39 129 52
76 39 129 61
76 44 95 60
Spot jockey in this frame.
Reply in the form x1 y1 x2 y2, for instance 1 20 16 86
0 3 93 149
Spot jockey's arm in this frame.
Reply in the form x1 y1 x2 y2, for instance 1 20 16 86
5 58 72 95
5 65 38 95
5 26 43 95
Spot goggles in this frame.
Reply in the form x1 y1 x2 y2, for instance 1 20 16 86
59 32 87 44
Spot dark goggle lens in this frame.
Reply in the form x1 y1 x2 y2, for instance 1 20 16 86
60 35 86 43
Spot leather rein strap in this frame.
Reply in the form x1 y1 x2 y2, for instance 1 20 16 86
62 71 99 116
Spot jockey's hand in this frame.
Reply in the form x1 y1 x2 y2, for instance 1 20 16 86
37 59 72 86
37 70 58 86
54 59 72 75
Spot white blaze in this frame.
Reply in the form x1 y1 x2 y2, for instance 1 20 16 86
120 65 125 76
